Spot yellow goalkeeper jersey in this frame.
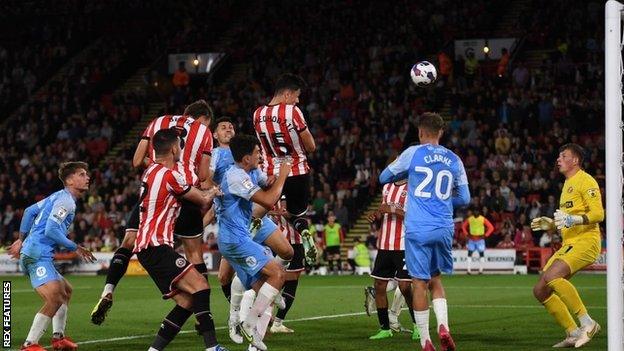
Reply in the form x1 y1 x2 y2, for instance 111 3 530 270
558 169 604 243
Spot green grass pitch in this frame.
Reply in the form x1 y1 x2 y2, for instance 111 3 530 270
4 274 606 350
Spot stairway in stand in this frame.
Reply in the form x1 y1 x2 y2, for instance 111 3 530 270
341 194 382 259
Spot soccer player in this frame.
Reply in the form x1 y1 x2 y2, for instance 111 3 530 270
209 117 292 343
91 100 214 325
8 162 96 351
379 112 470 351
365 179 419 340
216 134 292 351
269 196 306 333
252 73 318 264
133 129 225 351
322 213 344 274
530 143 603 348
461 208 494 274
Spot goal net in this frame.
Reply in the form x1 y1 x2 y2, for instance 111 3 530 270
605 1 624 350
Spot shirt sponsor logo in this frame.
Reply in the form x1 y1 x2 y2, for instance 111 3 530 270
245 256 258 268
35 266 46 277
175 258 187 268
587 188 598 198
242 178 254 190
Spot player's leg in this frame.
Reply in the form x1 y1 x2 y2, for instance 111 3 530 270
405 236 434 350
21 258 65 350
218 258 235 302
430 228 456 351
227 275 245 344
147 293 194 351
429 274 455 351
261 226 294 261
283 174 317 264
466 239 475 274
368 250 394 339
398 281 419 339
272 243 305 333
389 251 411 333
477 240 485 274
91 204 139 325
50 278 78 350
176 200 210 280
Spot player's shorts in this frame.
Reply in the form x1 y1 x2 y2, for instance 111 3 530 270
405 227 454 281
286 243 305 272
253 216 279 244
20 255 63 289
174 199 204 238
283 174 310 216
136 245 193 299
219 236 272 290
325 245 341 256
129 199 204 238
371 250 410 281
543 235 601 274
467 239 486 254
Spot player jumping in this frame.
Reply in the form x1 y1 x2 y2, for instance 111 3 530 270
379 113 470 351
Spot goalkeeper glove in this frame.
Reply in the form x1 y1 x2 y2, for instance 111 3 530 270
530 216 555 231
554 209 583 229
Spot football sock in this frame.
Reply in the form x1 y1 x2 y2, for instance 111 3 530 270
104 247 132 294
52 304 68 338
192 289 218 348
543 294 578 334
25 313 51 346
256 305 273 338
413 309 431 348
389 288 404 323
377 307 390 330
229 276 245 324
432 298 449 331
275 280 298 320
150 305 193 350
245 284 279 329
240 289 256 322
548 278 589 322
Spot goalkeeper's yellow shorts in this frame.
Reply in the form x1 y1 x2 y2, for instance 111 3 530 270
543 235 601 274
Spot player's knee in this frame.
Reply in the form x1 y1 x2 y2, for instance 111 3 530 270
532 280 550 301
122 231 137 248
280 246 294 261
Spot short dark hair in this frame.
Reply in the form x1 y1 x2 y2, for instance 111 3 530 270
417 112 445 133
212 116 234 131
184 99 213 120
58 161 88 183
230 134 260 162
274 73 306 94
152 129 179 156
559 143 585 164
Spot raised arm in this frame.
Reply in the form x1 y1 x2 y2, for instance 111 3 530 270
379 146 418 184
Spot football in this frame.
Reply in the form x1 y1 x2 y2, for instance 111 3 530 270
410 61 437 87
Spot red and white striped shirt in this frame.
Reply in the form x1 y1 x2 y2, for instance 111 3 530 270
134 163 191 252
252 104 310 176
142 115 213 185
271 201 302 245
378 182 407 251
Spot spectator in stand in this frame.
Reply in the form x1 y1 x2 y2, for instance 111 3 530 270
172 61 190 88
497 48 510 78
322 213 344 274
496 234 515 249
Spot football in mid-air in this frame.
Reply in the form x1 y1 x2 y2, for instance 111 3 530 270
410 61 437 87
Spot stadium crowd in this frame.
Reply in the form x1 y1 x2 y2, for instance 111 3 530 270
0 0 605 265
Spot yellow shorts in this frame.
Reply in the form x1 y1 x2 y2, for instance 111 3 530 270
543 236 601 274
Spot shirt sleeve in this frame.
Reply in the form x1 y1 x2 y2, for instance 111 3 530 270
165 170 191 196
226 168 261 201
141 119 156 140
210 148 220 173
201 127 213 156
19 200 45 236
255 169 269 187
292 106 308 132
581 175 604 224
45 196 78 251
452 157 471 207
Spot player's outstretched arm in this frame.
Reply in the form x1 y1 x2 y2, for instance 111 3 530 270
182 186 222 208
452 185 470 207
452 159 470 207
379 146 417 184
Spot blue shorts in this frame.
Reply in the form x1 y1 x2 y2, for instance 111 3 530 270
405 227 453 281
253 216 278 245
20 255 63 288
219 236 272 289
467 239 486 253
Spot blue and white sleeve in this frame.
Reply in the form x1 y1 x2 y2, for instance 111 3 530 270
255 169 269 187
452 158 470 207
19 200 45 237
226 168 261 201
379 145 418 184
210 148 220 173
45 196 78 251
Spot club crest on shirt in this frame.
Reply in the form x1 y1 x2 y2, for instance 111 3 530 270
587 188 598 198
175 258 187 268
36 266 47 277
245 256 258 268
242 178 254 190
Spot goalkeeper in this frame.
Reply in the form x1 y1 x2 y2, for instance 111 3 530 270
530 143 603 348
